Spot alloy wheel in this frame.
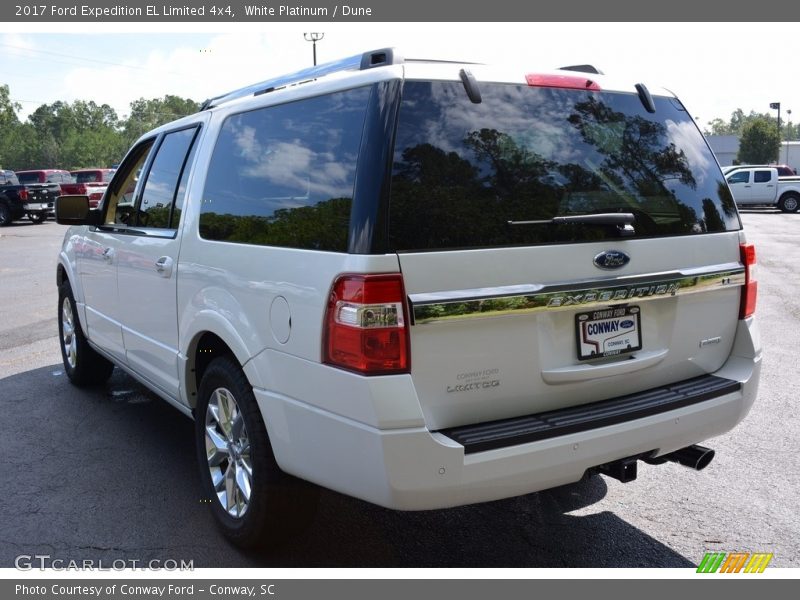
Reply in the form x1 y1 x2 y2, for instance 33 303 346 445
204 387 253 518
61 297 77 369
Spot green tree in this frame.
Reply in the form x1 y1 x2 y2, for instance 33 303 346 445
705 108 778 137
737 117 780 164
15 100 122 168
0 84 22 168
122 95 199 147
0 90 199 170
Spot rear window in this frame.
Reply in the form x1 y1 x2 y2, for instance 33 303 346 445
16 172 43 184
74 171 101 183
389 81 740 251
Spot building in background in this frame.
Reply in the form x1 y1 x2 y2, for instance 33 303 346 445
705 135 740 167
706 135 800 173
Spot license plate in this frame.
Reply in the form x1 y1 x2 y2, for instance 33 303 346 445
576 306 641 360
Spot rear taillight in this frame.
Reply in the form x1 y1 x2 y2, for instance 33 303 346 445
19 189 28 201
323 274 410 375
525 73 601 91
740 243 757 319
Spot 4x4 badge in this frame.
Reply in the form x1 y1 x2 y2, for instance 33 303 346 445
594 250 630 270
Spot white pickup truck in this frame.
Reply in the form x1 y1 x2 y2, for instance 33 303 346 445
725 166 800 212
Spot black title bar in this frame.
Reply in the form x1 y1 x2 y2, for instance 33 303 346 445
4 0 800 21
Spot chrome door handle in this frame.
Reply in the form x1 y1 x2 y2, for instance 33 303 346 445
155 256 174 276
102 248 114 261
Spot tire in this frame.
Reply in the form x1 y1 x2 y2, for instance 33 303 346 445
28 212 46 224
195 356 319 550
58 280 115 386
0 203 12 226
778 193 800 213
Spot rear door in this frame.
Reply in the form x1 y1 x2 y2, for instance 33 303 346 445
389 78 744 430
750 169 777 203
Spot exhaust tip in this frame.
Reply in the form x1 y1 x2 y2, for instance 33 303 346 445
664 444 715 471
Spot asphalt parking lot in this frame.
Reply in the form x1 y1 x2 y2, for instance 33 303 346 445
0 211 798 568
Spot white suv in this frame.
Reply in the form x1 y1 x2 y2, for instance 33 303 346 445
55 49 761 549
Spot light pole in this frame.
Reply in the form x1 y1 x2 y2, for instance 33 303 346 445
770 102 781 164
304 32 324 66
786 109 792 164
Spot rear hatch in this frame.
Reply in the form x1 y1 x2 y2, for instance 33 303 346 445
389 77 744 430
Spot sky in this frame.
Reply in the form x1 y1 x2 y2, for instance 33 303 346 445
0 22 797 130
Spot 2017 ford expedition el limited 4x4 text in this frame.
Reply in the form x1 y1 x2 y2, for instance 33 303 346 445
55 49 761 549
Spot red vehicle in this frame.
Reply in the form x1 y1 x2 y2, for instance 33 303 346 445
63 169 115 196
86 185 108 208
15 169 73 194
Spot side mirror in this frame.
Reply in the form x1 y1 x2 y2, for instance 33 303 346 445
56 195 101 226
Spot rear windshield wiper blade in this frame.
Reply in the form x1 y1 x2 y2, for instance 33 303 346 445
508 212 635 226
508 212 636 237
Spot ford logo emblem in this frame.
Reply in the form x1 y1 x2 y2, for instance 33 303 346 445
593 250 630 270
620 319 634 329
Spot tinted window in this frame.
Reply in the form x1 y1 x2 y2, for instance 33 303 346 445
727 171 749 184
17 172 42 184
753 170 772 183
389 82 740 251
199 87 370 251
74 171 100 183
137 127 199 229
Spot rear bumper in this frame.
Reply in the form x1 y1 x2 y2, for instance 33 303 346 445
23 202 54 213
254 319 761 511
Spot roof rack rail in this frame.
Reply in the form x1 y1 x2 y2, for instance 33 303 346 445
200 48 401 111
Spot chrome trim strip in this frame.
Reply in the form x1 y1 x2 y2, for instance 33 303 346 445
409 264 745 325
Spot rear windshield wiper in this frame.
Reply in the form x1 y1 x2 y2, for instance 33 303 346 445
508 212 636 236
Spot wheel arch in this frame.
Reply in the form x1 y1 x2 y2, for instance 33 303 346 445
182 318 263 410
56 256 88 337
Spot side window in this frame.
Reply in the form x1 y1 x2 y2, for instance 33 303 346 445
727 171 750 185
199 86 370 251
753 171 772 183
136 126 200 229
103 140 156 226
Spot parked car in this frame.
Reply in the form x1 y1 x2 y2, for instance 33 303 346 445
725 166 800 212
63 168 115 196
0 169 18 185
1 171 60 225
55 48 761 549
